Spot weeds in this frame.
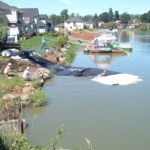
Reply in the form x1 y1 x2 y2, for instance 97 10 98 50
27 89 46 106
65 44 78 65
50 124 65 150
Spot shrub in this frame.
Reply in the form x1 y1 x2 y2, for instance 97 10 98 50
139 23 148 31
27 89 46 106
65 44 78 65
0 131 45 150
0 15 7 41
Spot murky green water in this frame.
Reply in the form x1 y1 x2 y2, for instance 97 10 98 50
24 31 150 150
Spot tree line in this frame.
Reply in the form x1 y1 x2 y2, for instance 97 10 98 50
49 8 132 27
140 11 150 23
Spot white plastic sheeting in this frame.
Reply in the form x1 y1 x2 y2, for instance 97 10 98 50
91 73 143 86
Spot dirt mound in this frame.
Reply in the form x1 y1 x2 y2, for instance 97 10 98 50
0 59 37 74
70 32 100 41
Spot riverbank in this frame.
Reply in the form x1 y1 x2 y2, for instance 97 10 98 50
0 33 78 150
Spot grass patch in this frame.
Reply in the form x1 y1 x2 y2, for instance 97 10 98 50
27 89 46 106
0 56 9 62
65 44 78 65
0 131 46 150
0 76 25 97
19 35 58 50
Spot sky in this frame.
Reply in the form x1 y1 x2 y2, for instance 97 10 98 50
1 0 150 16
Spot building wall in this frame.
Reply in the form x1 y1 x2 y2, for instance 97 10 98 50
6 10 18 23
39 28 46 33
7 26 19 42
64 22 84 31
40 20 46 24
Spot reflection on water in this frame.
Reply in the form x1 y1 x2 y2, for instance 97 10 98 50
118 31 130 43
89 53 128 68
24 31 150 150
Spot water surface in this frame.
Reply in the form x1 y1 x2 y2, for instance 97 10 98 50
24 31 150 150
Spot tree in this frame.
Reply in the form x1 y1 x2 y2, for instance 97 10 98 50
99 12 109 22
60 9 69 22
0 15 7 41
93 14 99 27
83 15 93 22
140 11 150 23
139 23 148 31
120 12 130 23
107 22 117 29
114 11 119 20
108 8 114 22
70 13 75 18
49 14 62 26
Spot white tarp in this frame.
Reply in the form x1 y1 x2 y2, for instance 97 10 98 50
91 73 143 86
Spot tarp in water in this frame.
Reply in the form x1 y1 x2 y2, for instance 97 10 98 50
29 54 142 86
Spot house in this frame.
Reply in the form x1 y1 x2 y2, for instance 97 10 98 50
84 21 94 29
146 23 150 29
98 22 106 27
19 8 39 35
54 23 64 32
0 1 21 43
38 14 49 33
64 17 84 31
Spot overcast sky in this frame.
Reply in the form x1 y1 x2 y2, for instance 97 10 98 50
1 0 150 16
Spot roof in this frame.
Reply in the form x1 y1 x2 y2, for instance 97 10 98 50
65 17 83 23
86 20 94 24
0 1 18 10
39 20 47 27
19 8 39 17
55 23 64 28
19 8 39 24
39 14 48 19
0 0 11 10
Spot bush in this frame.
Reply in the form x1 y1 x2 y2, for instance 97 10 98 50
0 20 7 41
55 35 68 48
107 22 117 30
139 23 148 31
22 32 35 39
65 44 78 65
0 131 46 150
27 89 46 106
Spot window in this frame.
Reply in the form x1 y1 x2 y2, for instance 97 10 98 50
73 21 76 27
24 17 29 24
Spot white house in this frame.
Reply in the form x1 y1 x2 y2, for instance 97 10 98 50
84 21 94 29
98 22 106 27
64 17 84 31
38 14 49 33
19 8 40 35
0 1 21 42
54 23 64 32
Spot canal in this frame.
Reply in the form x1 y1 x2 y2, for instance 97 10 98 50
24 31 150 150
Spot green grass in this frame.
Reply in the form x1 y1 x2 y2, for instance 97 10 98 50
65 44 78 65
19 35 58 50
0 56 9 62
27 89 46 106
0 131 46 150
0 76 25 96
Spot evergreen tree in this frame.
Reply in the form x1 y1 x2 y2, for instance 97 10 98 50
120 12 130 23
140 11 150 23
0 15 7 41
99 12 109 22
114 10 120 20
108 8 114 21
93 13 99 27
60 9 69 22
